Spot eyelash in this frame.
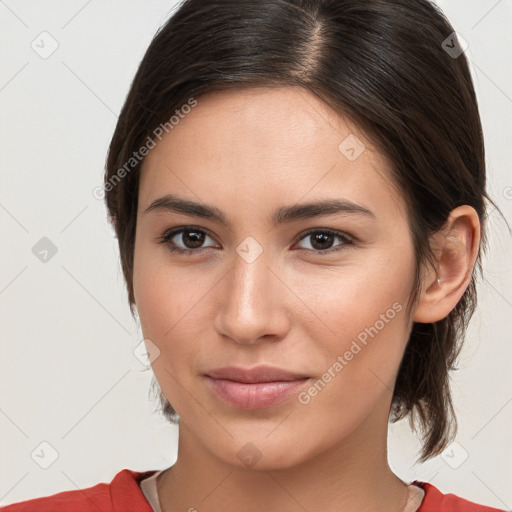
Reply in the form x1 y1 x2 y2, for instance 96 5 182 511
155 226 356 256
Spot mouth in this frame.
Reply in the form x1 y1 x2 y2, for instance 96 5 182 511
203 365 311 409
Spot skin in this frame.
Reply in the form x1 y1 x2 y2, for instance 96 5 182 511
132 86 480 512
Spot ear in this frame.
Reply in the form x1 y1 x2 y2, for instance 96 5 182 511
413 205 481 323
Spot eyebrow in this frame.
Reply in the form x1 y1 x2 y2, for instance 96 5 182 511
143 193 375 227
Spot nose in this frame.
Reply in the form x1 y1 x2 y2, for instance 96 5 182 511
213 250 291 345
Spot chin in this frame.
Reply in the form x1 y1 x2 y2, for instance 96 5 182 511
207 429 316 471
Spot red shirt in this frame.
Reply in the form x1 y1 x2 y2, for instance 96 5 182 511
0 469 506 511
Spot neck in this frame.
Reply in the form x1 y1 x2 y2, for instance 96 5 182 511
157 404 409 512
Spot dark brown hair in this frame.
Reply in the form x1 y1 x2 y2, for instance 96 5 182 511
104 0 495 462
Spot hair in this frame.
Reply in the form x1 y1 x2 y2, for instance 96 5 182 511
104 0 496 462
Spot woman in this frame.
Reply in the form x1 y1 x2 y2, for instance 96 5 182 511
3 0 507 510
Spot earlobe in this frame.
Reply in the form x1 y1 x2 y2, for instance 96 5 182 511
413 206 480 324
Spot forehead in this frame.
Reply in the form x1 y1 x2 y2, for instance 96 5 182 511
139 86 403 219
145 86 364 163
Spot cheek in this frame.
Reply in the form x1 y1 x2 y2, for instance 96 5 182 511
295 298 411 438
133 241 180 347
294 245 415 400
134 267 196 344
133 244 214 373
295 245 414 341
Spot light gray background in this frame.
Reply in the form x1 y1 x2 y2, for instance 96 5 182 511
0 0 511 508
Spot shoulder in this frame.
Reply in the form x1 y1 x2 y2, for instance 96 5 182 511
0 468 158 512
415 481 507 512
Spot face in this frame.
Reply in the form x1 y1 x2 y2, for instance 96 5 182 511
133 86 417 470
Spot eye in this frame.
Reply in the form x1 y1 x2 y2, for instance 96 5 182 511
294 228 354 255
156 226 355 256
156 226 218 255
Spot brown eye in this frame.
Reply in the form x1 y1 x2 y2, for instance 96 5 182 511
157 227 218 255
175 229 207 249
296 229 354 254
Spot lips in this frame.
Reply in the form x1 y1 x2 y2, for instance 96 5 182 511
204 365 310 409
205 365 310 384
